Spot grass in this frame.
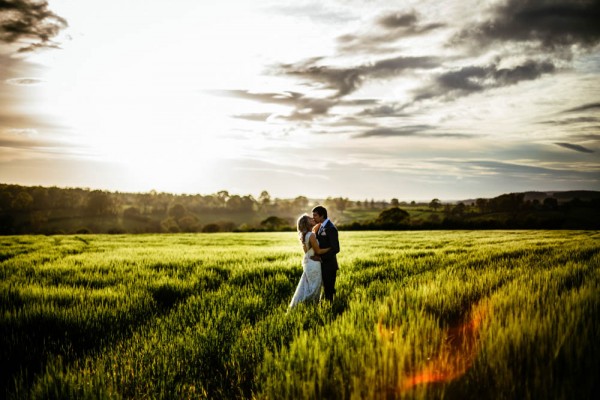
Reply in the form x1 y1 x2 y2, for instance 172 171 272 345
0 230 598 399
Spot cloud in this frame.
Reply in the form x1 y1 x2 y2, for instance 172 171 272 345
278 55 440 98
337 11 445 53
232 113 273 122
554 142 595 153
562 102 600 113
5 77 44 85
212 89 338 121
542 116 600 125
270 2 356 24
0 128 82 160
356 125 432 138
358 103 409 118
377 11 445 34
461 160 565 176
0 0 68 52
414 59 555 101
456 0 600 50
212 89 378 122
355 125 474 139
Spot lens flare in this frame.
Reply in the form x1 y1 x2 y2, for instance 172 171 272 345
377 301 488 393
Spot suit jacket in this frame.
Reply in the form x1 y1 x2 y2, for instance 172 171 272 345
317 220 340 270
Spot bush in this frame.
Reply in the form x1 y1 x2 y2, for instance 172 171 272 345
202 223 220 233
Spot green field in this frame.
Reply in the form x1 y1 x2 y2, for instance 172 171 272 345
1 231 599 399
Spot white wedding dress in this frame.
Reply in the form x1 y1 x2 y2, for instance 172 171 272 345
289 232 323 308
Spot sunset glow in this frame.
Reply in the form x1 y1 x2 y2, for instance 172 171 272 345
1 0 598 199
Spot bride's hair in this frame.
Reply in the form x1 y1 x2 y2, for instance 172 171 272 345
296 214 312 244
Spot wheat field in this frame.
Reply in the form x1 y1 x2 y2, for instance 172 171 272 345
1 230 599 399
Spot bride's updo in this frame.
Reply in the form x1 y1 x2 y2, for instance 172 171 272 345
296 214 312 244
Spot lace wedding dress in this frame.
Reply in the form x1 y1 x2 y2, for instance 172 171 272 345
289 232 323 308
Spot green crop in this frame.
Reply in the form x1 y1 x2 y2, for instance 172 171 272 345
1 231 598 399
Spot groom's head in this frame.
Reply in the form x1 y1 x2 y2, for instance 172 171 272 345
312 205 327 223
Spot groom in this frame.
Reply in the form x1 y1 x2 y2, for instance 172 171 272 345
312 205 340 302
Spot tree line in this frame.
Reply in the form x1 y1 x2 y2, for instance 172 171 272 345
0 184 386 234
1 184 598 234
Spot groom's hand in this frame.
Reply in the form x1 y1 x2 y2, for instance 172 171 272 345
310 255 321 262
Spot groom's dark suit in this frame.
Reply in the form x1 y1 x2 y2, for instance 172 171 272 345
316 220 340 301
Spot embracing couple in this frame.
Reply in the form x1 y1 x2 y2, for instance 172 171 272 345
288 205 340 309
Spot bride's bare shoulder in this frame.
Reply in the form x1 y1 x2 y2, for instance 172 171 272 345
312 223 321 233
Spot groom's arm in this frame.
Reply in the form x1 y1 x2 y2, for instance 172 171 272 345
322 227 339 259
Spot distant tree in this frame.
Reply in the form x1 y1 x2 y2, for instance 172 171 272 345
86 190 115 215
429 198 442 211
0 191 14 211
217 221 236 232
123 206 141 219
11 191 33 211
444 204 452 215
488 193 524 213
391 198 399 207
332 197 350 213
216 190 230 208
259 190 271 207
31 187 49 210
161 217 179 233
202 223 220 233
260 216 290 230
452 202 466 217
226 195 243 211
376 207 410 225
178 216 199 232
428 213 441 223
30 211 48 231
476 198 488 213
239 195 256 212
543 197 558 210
168 203 186 220
293 196 309 212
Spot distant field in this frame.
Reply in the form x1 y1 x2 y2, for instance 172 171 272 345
1 231 599 399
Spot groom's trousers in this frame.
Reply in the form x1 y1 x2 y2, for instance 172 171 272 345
321 261 337 301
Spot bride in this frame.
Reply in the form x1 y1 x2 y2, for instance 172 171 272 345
288 214 331 309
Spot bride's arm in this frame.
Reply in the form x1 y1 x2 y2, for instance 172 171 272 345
309 233 330 255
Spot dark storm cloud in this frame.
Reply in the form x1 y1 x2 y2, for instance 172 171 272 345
337 11 445 53
0 0 68 52
415 60 555 101
554 142 595 153
278 55 440 98
456 0 600 49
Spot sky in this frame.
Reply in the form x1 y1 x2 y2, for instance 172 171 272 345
0 0 599 201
